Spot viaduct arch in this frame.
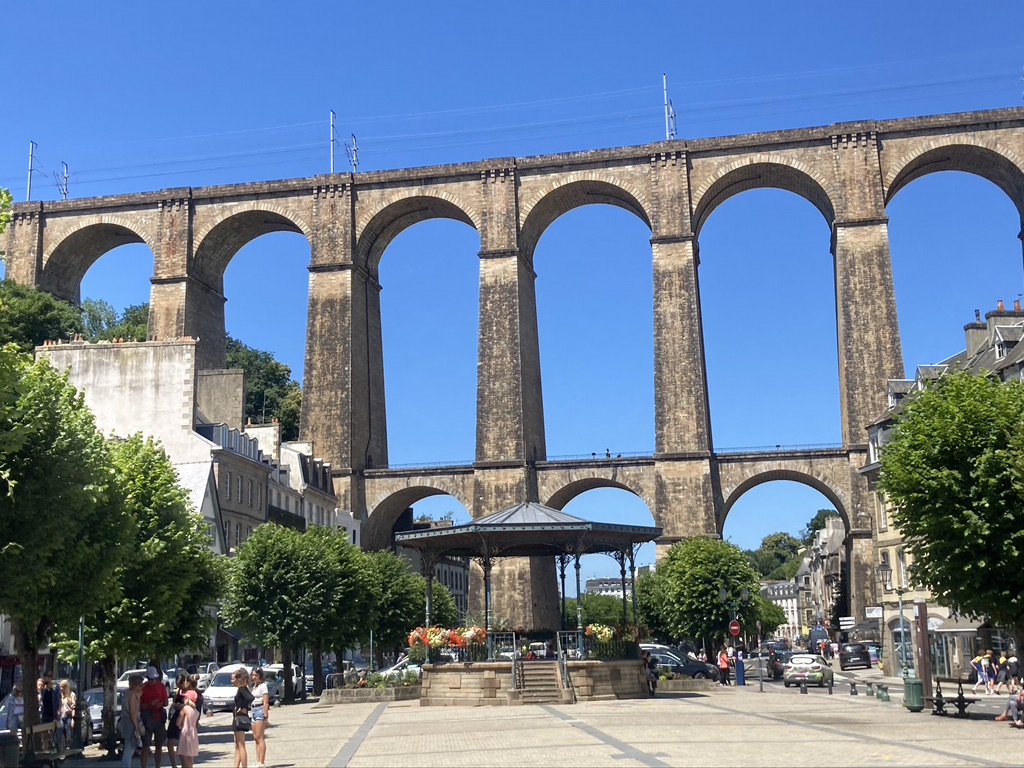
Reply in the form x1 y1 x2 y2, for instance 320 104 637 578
9 107 1024 628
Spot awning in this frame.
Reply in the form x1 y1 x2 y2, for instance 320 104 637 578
932 616 985 633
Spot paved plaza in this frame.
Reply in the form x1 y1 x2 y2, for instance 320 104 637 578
77 678 1024 768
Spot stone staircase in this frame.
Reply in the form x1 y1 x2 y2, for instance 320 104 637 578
519 661 568 704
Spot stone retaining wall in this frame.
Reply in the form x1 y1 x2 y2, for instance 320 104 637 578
420 662 514 706
566 659 647 701
319 685 421 704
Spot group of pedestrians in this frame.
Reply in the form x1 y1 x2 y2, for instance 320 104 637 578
971 650 1020 696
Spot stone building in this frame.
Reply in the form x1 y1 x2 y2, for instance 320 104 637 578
806 516 846 632
860 300 1024 677
760 581 800 641
393 512 470 622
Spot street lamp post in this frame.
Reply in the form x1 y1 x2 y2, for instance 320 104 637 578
876 563 909 678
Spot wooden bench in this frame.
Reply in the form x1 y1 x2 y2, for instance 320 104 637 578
22 720 84 767
925 677 980 717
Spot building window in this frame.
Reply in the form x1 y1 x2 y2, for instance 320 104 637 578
237 476 242 501
225 472 232 501
222 521 229 548
235 523 241 548
256 485 262 511
877 495 888 532
247 479 253 507
246 526 253 540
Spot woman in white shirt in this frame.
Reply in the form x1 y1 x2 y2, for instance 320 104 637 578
250 669 270 768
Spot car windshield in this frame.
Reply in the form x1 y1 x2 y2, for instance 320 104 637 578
790 655 818 664
843 644 865 652
210 671 236 687
84 690 105 707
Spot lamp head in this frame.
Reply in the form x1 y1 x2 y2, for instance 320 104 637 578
876 562 893 591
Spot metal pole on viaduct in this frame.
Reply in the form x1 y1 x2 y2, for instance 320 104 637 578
8 107 1024 629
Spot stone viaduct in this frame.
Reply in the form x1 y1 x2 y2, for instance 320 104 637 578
7 106 1024 629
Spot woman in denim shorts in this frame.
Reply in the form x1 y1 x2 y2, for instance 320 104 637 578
250 669 270 768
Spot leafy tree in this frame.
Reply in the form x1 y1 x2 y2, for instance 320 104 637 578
415 577 458 629
752 595 787 636
746 532 803 580
636 571 671 642
226 336 302 439
52 434 225 752
0 356 131 728
0 346 29 495
82 299 149 342
363 551 422 669
879 370 1024 641
0 187 11 258
645 537 761 648
801 509 840 546
564 593 634 627
0 280 84 351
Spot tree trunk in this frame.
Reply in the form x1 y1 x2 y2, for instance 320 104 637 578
281 647 293 704
101 654 118 756
312 643 323 695
14 620 40 730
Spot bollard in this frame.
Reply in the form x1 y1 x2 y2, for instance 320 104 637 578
800 681 808 694
828 679 833 695
850 682 858 696
865 682 874 697
877 684 890 702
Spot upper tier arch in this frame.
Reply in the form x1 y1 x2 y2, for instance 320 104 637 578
519 176 652 262
691 157 836 237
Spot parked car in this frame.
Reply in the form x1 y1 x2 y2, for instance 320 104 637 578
381 658 422 681
266 663 305 699
783 653 835 688
767 649 794 680
186 661 220 691
262 669 282 704
84 687 123 744
866 644 880 665
645 648 719 681
205 663 252 712
839 642 872 671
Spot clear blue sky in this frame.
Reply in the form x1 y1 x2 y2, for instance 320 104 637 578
3 2 1024 581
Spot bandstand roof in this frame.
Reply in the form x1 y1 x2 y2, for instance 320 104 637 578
393 501 662 559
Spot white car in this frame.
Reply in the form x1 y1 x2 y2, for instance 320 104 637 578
204 663 252 712
381 658 422 681
115 669 150 691
265 663 305 699
187 661 220 691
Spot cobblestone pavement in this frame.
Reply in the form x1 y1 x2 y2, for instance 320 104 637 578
78 683 1024 768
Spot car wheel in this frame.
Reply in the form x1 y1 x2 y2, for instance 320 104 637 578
784 681 790 688
840 664 847 671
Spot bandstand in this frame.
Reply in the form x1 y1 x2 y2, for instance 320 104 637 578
394 502 662 705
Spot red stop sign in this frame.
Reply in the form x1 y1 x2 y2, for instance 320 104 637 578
729 620 741 637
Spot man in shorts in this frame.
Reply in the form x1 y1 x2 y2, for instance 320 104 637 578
139 666 169 768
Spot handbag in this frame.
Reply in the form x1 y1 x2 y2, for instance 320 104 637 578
233 712 252 731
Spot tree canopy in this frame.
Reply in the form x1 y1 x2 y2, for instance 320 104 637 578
801 509 840 546
0 356 131 726
82 298 149 342
565 593 633 627
638 537 762 647
745 531 803 580
226 336 302 439
363 550 423 659
0 280 84 351
879 370 1024 638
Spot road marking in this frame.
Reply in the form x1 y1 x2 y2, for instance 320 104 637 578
329 703 388 767
538 704 671 767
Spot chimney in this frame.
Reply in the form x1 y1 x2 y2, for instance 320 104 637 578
1016 300 1021 312
965 308 988 358
997 299 1005 311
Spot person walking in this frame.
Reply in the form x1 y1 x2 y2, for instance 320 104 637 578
7 684 24 732
59 680 76 746
250 669 270 768
175 692 200 768
166 673 189 768
119 674 144 768
232 668 254 768
140 665 169 768
718 646 731 686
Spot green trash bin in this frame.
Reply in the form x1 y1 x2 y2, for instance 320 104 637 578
0 729 20 768
903 677 925 712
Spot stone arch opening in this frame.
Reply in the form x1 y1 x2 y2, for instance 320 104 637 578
364 486 472 552
698 187 840 449
546 484 658 593
42 221 154 304
376 218 480 466
357 194 478 276
720 471 849 535
534 202 654 456
692 161 836 238
885 150 1024 375
193 208 310 290
519 178 652 263
885 143 1024 223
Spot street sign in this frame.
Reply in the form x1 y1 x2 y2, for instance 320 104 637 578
839 616 856 629
865 606 882 619
729 620 741 637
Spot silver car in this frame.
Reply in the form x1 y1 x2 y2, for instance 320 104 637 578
84 687 123 743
